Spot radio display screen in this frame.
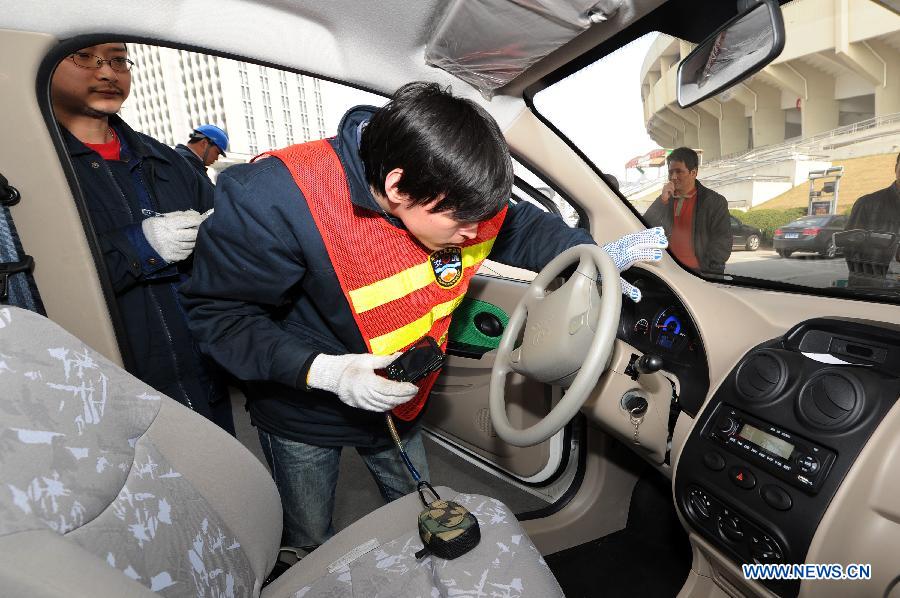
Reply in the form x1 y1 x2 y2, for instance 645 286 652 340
738 424 794 460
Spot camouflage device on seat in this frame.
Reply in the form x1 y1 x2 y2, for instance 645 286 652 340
414 482 481 560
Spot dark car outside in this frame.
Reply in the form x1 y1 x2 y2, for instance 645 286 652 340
730 215 762 251
773 214 848 258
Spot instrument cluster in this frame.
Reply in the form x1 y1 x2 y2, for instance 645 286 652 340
620 289 700 364
617 270 709 416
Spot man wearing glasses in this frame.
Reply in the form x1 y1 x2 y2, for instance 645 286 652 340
51 43 234 434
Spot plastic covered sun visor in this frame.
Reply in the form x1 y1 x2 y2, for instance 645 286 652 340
426 0 625 98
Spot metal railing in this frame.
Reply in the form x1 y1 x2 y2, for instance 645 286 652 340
621 174 667 197
704 174 791 188
708 111 900 167
625 111 900 200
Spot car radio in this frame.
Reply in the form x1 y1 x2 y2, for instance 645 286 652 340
703 404 836 493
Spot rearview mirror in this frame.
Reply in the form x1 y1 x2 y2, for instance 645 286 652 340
677 0 785 108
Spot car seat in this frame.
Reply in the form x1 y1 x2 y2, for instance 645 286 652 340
0 306 563 597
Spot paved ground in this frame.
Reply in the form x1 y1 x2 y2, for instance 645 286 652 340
726 248 849 287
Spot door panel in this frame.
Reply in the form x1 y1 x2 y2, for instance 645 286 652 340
424 273 565 481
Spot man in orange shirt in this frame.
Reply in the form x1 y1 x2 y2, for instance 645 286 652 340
644 147 731 274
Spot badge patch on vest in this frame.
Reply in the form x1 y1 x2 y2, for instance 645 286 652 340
430 247 463 289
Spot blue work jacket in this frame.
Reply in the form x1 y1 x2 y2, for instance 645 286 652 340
63 115 232 433
181 106 593 447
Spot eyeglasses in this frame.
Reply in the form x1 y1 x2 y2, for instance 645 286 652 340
69 52 135 73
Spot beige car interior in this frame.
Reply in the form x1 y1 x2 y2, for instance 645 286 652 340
2 0 900 596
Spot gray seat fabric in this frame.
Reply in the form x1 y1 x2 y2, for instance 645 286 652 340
0 307 563 597
262 487 563 598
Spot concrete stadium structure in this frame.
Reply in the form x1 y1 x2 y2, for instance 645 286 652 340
642 0 900 160
633 0 900 210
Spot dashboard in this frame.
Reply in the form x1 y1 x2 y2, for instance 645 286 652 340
617 270 709 416
675 317 900 596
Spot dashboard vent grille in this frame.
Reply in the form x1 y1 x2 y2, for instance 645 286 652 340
797 371 862 430
735 350 787 402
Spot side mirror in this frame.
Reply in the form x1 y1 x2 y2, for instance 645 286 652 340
677 0 785 108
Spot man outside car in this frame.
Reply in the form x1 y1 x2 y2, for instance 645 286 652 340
51 43 233 433
644 147 731 274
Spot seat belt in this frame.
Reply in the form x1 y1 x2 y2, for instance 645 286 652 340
0 172 45 314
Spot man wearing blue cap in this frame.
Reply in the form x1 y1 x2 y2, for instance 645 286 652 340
176 124 229 183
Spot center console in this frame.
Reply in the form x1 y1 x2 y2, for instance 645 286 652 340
675 318 900 596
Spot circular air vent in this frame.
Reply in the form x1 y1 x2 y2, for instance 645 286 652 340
797 370 863 431
734 350 788 403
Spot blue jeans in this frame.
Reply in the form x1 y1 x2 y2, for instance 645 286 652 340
258 427 430 550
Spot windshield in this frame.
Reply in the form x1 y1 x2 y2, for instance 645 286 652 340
787 217 831 227
534 0 900 302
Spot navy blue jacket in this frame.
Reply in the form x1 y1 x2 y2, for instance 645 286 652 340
181 106 592 447
63 115 233 433
175 143 213 184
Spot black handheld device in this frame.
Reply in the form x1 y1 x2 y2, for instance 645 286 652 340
384 336 445 383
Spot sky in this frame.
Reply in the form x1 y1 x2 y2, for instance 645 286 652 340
532 32 662 184
318 32 662 186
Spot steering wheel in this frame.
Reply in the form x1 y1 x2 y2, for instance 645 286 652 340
489 244 622 447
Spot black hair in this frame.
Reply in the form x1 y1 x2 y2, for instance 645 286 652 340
359 81 514 222
667 146 699 171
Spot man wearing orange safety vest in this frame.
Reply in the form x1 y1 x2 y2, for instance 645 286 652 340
182 82 667 551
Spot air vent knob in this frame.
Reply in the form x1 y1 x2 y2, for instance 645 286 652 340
717 416 738 435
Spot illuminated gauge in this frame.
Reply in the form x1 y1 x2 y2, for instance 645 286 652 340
633 318 649 335
653 306 689 351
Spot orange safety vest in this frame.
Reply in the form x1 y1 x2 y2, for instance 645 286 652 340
267 140 506 420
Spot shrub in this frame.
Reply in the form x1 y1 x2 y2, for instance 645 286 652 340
730 208 806 242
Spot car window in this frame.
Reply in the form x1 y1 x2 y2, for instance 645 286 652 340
511 158 581 228
534 1 900 302
50 43 388 374
120 44 386 179
788 217 831 228
478 158 583 282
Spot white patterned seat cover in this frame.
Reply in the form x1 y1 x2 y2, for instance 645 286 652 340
0 307 564 598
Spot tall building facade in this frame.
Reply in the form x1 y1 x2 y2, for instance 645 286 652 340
120 44 329 166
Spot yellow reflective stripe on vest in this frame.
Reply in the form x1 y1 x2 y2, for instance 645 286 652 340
461 237 495 268
348 238 496 314
349 262 433 313
369 295 466 355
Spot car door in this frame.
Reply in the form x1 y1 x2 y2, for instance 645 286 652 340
422 167 584 489
730 216 746 248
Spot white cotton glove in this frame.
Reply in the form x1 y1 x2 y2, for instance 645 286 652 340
141 209 204 263
307 353 419 412
601 227 669 302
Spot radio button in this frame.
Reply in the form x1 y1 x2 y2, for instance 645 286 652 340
703 451 726 471
760 484 792 511
729 466 756 490
799 455 819 473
